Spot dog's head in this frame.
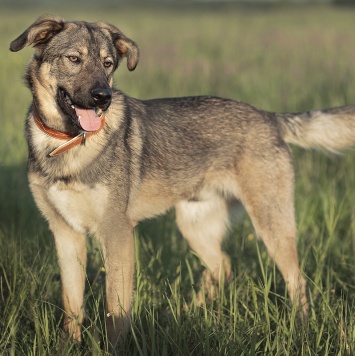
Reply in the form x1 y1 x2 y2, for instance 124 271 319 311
10 15 139 131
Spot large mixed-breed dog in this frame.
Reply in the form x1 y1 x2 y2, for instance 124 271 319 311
10 15 355 348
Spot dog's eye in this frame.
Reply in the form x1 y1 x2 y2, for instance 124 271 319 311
68 56 80 64
104 60 113 68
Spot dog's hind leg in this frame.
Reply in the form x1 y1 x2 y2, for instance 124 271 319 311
175 193 231 301
238 155 308 314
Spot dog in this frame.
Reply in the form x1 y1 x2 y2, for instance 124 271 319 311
10 14 355 348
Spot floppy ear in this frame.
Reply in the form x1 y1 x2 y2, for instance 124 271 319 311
10 15 64 52
97 22 140 71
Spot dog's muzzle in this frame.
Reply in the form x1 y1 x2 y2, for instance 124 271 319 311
58 87 111 132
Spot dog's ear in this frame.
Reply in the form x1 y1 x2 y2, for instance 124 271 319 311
10 15 64 52
97 22 140 71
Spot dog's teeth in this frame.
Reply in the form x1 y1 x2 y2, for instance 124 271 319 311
71 105 75 109
95 108 103 116
64 94 72 105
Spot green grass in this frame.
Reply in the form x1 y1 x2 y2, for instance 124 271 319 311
1 4 355 355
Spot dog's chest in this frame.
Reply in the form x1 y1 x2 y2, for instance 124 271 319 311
47 181 109 234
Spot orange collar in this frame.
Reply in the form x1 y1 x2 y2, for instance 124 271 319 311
33 107 105 157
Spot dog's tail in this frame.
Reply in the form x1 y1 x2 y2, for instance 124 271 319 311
276 105 355 153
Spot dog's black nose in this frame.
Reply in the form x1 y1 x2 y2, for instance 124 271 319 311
91 88 112 107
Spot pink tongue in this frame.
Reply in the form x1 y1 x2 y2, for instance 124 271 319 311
75 107 102 131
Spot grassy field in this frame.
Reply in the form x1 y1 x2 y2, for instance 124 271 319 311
1 3 355 355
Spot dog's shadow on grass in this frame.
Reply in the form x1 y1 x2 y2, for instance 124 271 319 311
0 162 47 237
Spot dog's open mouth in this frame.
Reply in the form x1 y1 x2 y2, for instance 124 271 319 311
58 89 103 132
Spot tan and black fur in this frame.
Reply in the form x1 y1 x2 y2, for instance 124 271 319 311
10 15 355 348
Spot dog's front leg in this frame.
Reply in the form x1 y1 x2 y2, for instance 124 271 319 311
97 217 135 348
30 183 87 342
51 221 87 342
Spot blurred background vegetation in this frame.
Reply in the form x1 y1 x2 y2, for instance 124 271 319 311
0 0 354 6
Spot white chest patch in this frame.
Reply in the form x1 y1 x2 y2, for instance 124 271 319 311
47 182 109 234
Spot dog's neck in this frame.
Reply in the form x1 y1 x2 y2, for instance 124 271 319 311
33 105 105 157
